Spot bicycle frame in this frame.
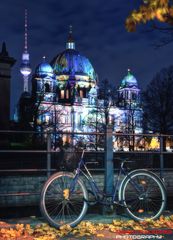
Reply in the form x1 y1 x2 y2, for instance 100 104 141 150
70 150 132 205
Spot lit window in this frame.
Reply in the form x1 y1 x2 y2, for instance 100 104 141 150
66 90 69 99
61 90 65 99
80 90 83 98
45 115 50 123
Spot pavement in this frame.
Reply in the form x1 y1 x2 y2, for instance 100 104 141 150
1 210 173 240
2 213 129 227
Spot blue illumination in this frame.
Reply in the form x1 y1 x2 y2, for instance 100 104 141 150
120 70 138 88
52 49 96 80
35 62 54 78
89 86 97 96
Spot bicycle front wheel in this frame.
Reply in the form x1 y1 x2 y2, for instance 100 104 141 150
40 172 88 228
120 169 166 221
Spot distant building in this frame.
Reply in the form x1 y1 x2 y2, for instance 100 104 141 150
0 42 15 130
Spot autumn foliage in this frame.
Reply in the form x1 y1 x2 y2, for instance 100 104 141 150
0 215 173 239
126 0 173 32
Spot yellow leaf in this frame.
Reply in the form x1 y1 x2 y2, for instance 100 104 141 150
112 220 122 226
97 233 105 237
131 11 143 22
63 189 70 200
125 18 136 32
155 8 166 21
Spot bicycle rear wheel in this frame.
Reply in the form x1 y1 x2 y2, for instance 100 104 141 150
40 172 88 228
120 169 166 221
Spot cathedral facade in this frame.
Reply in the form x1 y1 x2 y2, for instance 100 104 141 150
18 28 143 147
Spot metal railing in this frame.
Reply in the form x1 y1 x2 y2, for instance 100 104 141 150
0 129 173 174
0 129 173 198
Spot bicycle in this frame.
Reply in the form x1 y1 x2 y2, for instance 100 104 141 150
40 142 167 228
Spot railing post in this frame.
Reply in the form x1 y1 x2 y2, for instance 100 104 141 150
47 132 51 178
104 125 114 195
160 135 164 180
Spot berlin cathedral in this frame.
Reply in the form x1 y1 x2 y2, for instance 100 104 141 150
16 25 143 147
0 9 140 148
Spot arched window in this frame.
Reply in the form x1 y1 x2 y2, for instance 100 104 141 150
60 90 65 99
83 87 86 98
131 92 136 100
66 89 69 99
44 83 50 92
79 90 83 98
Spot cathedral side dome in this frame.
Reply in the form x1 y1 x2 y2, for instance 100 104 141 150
35 57 54 78
120 69 138 88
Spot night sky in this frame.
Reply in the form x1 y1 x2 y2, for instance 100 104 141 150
0 0 173 118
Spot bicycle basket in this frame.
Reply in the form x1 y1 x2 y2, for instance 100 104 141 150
62 146 81 171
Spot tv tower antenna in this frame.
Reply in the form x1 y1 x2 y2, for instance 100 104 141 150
20 9 32 92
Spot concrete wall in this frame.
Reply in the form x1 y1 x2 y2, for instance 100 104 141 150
0 171 172 207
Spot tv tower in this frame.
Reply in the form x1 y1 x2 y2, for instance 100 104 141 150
20 9 32 92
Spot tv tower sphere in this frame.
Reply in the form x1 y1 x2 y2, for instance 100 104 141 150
20 53 32 76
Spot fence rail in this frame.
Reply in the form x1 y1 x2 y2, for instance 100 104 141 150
0 129 173 201
0 129 173 174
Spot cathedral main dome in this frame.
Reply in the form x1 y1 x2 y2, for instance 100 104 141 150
51 49 96 81
51 26 97 87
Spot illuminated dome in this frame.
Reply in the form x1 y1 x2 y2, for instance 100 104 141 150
52 49 96 81
51 26 97 86
35 57 54 78
120 69 138 88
